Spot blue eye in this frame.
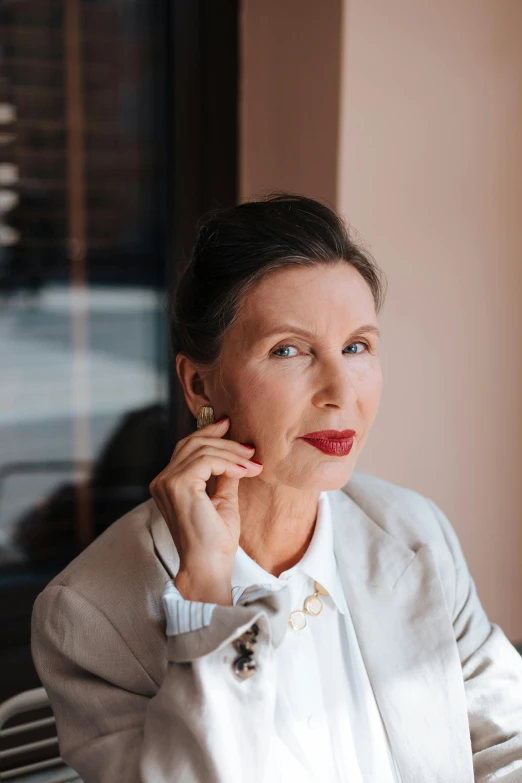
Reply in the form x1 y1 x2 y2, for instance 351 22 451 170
272 341 369 357
272 345 299 357
343 341 369 354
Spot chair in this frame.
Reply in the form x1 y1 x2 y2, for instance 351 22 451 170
0 687 81 782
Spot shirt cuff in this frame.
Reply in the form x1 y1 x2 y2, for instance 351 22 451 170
162 580 275 636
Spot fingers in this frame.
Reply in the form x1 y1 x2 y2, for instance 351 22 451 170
151 449 262 502
174 446 263 480
211 471 240 505
176 416 230 450
171 415 256 462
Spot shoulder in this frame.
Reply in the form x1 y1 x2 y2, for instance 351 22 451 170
336 470 470 612
44 497 165 594
340 469 457 552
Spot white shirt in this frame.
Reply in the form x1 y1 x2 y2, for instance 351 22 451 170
163 491 403 783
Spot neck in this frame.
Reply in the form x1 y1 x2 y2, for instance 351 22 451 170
237 481 320 577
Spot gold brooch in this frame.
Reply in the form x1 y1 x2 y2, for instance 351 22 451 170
289 580 329 631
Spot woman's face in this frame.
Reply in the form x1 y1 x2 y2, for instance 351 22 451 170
200 262 382 492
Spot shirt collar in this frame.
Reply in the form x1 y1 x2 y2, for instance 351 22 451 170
231 490 347 615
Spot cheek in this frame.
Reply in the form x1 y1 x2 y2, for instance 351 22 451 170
358 364 383 411
227 366 300 423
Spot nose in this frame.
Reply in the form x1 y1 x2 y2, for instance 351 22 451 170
311 356 356 409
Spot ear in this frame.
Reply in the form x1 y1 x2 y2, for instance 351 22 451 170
175 353 213 418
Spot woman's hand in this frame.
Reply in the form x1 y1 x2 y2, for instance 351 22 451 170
149 416 262 604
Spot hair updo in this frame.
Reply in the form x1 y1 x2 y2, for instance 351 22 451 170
170 192 387 370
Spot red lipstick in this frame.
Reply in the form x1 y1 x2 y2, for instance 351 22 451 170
299 429 356 456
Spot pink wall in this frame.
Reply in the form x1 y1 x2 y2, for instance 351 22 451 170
240 0 342 206
241 0 522 641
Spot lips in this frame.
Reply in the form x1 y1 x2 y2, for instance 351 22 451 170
299 430 356 457
301 429 356 439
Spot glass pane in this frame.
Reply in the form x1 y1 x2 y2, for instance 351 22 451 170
0 0 170 700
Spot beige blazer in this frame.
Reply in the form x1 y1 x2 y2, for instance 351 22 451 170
31 471 522 783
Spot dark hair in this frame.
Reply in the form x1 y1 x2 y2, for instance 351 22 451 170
170 192 387 369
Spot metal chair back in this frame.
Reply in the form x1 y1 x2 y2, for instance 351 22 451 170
0 686 81 782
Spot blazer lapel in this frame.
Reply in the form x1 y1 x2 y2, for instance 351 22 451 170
330 488 474 783
148 499 180 578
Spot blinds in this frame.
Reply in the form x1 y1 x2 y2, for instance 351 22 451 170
0 0 161 288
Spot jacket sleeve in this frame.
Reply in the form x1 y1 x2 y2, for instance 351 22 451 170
31 582 290 783
426 498 522 782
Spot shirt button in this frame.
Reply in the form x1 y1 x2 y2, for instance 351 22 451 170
307 714 320 730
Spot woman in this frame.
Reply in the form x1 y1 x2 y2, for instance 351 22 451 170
31 194 522 783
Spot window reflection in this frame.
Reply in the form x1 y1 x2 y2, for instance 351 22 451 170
0 0 170 700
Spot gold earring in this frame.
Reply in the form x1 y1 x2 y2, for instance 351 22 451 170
196 405 215 429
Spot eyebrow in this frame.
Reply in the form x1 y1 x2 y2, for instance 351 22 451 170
257 323 381 341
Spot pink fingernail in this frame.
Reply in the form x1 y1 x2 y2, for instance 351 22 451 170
236 464 247 469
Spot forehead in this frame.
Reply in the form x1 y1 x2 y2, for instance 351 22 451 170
239 263 376 330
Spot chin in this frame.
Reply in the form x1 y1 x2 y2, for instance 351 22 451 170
282 463 355 493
